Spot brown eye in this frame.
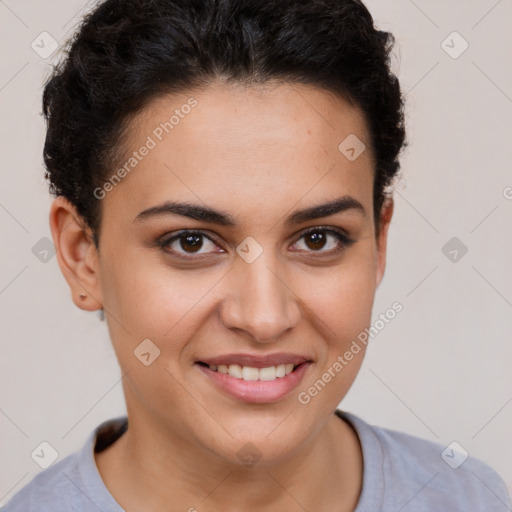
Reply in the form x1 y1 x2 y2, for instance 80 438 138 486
159 230 222 259
179 234 204 253
292 227 354 256
304 230 328 251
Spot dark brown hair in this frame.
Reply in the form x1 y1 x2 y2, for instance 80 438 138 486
42 0 407 247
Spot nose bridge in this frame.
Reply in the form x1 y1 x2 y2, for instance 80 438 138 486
221 248 299 342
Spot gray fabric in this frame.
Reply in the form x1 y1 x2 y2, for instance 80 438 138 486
3 410 511 511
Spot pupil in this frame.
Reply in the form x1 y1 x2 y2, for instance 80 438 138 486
306 231 326 250
181 234 203 253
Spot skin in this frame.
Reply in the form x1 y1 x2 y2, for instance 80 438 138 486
49 81 393 512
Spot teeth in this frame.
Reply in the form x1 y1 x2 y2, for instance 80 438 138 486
228 364 242 378
242 366 259 380
259 366 277 381
208 363 297 381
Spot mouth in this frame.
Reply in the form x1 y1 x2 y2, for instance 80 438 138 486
196 361 304 382
195 354 312 403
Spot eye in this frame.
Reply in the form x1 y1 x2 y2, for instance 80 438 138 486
291 227 354 256
159 226 354 262
159 230 224 260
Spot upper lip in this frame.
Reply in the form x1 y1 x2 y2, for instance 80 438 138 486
197 353 312 368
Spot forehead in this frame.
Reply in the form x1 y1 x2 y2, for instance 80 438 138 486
103 81 374 223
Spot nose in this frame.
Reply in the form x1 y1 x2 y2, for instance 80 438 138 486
220 254 301 343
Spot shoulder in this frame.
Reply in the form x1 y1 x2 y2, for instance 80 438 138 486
339 410 511 512
2 416 127 512
1 450 82 512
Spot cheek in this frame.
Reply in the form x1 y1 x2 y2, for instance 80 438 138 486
99 250 223 362
101 246 196 325
333 261 376 336
296 245 378 343
100 233 377 365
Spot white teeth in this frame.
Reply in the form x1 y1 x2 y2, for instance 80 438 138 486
275 364 286 378
208 363 297 381
259 366 277 381
242 366 259 381
228 364 242 379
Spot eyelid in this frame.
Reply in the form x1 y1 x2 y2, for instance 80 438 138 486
158 229 222 255
297 225 353 242
158 225 355 260
289 226 355 257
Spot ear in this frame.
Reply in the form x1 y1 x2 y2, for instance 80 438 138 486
49 196 103 311
375 196 394 288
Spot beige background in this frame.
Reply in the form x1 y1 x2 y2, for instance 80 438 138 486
1 0 511 505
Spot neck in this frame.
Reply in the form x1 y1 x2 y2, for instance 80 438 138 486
95 410 363 512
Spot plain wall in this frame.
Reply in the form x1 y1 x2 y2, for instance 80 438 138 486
1 0 511 505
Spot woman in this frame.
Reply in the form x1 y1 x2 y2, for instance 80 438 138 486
4 0 510 510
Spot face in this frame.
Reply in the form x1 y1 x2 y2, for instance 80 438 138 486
53 81 392 466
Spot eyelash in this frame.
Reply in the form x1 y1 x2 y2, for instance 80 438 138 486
158 227 355 262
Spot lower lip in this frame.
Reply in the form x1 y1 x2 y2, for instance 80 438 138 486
196 362 311 404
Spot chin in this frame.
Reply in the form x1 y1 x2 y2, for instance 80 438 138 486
201 415 312 467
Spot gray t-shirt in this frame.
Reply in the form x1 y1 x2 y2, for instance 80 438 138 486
3 410 510 511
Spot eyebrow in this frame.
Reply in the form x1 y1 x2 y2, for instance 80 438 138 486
133 195 366 227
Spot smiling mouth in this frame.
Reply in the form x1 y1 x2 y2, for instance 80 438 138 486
196 362 306 382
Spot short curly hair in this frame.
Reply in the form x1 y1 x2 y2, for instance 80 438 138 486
42 0 406 248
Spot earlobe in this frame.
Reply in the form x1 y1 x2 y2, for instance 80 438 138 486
49 196 103 311
375 197 394 288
